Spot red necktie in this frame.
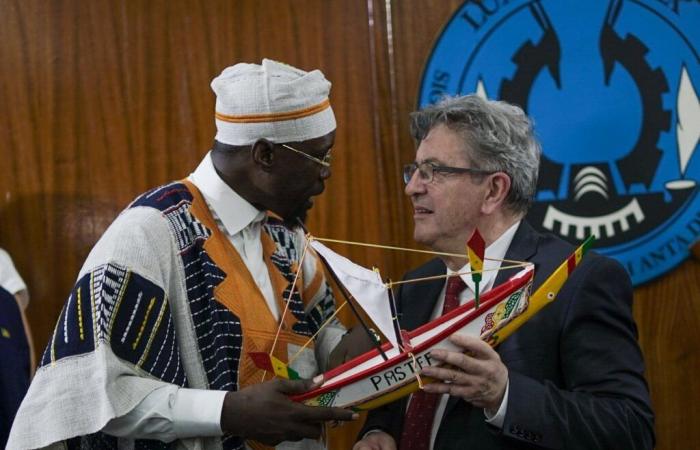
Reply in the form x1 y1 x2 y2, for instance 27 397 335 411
398 275 467 450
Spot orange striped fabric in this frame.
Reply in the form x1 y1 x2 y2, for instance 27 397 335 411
215 98 330 123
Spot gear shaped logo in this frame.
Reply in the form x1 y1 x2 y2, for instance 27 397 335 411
418 0 700 285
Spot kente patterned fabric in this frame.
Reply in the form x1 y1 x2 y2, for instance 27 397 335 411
8 181 343 450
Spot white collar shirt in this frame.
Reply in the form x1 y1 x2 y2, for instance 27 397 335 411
188 151 279 319
428 221 520 449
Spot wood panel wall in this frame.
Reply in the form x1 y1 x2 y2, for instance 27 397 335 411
0 1 697 449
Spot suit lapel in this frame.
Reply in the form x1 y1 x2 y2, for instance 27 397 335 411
399 259 446 332
494 221 539 287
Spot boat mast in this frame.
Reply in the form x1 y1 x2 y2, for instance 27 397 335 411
386 280 404 350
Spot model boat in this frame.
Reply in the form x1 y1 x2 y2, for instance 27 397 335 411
251 231 593 411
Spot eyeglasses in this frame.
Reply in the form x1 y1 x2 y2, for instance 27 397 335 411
279 143 332 167
403 161 495 184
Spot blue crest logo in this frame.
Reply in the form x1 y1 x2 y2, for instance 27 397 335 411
418 0 700 285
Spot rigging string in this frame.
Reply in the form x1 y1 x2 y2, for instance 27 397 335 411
262 237 311 382
387 263 531 288
314 235 524 260
263 234 531 379
312 236 530 288
409 352 424 389
287 301 347 365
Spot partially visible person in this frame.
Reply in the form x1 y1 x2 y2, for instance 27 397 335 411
355 95 654 449
9 59 359 450
0 248 34 448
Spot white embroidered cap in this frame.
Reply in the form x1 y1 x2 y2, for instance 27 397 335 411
211 59 336 146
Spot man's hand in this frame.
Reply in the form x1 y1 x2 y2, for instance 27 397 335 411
420 334 508 413
353 430 396 450
328 326 378 369
221 377 357 445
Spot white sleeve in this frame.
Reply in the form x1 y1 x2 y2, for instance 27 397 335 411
102 385 227 442
484 377 509 429
0 248 27 296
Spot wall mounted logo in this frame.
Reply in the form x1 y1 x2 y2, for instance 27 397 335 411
418 0 700 285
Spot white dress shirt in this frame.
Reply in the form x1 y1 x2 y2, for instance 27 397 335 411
426 221 520 449
189 152 280 319
104 152 283 441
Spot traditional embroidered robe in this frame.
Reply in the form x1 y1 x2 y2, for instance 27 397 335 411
8 181 343 450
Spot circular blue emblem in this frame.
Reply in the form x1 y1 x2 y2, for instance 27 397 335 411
418 0 700 285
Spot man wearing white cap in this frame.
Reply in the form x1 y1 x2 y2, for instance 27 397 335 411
9 59 357 450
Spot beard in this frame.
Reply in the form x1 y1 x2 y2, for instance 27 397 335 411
282 202 309 229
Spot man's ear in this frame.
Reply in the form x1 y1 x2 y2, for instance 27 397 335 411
482 172 511 215
251 139 275 169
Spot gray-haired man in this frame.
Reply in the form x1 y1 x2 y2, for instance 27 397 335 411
355 95 654 450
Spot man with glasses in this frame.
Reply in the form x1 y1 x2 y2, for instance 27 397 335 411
355 95 654 450
10 59 359 450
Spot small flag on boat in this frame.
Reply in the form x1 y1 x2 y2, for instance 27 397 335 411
249 352 300 380
467 228 485 308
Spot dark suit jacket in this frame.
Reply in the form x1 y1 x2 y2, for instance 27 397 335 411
360 221 655 449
